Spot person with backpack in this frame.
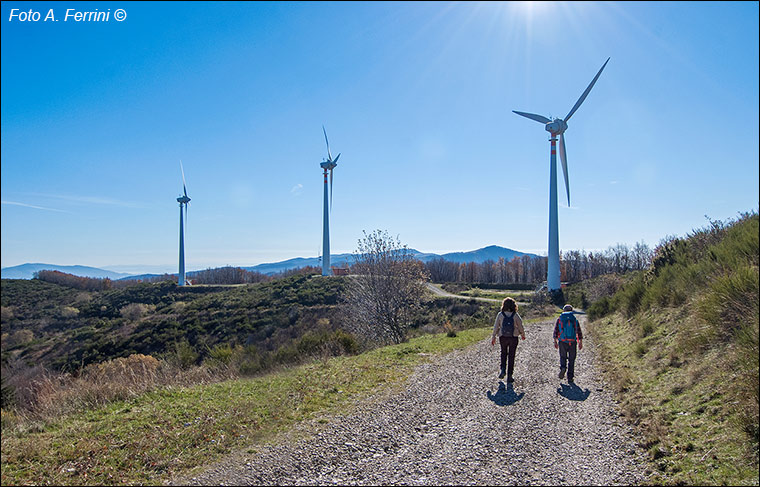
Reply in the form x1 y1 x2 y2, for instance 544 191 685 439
553 304 583 383
490 297 526 382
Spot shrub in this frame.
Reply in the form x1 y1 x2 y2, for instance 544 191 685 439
443 321 457 338
119 303 154 321
204 344 241 371
237 345 267 376
588 296 613 320
617 274 646 317
0 306 14 323
166 339 200 370
333 329 359 355
60 306 80 319
6 329 34 348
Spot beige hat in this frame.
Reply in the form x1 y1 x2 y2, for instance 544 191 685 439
563 304 573 311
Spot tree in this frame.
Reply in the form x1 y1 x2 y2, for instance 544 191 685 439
344 230 429 344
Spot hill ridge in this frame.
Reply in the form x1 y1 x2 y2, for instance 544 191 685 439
1 245 539 280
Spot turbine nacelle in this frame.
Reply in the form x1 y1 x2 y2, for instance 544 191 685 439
320 160 337 171
545 118 568 135
177 195 191 204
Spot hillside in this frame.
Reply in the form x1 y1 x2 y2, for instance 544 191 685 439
1 275 344 372
569 212 759 484
0 274 496 375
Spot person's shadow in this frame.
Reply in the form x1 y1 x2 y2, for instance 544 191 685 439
486 381 525 406
557 382 591 401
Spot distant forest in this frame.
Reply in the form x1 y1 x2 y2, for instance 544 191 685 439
424 242 652 284
34 243 654 290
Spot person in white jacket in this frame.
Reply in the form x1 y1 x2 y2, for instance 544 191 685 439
490 297 526 382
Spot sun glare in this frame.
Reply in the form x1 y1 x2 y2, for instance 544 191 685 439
518 1 548 17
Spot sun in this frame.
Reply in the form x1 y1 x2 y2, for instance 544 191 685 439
517 1 549 17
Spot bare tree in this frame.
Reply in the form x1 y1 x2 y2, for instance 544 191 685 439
344 230 429 345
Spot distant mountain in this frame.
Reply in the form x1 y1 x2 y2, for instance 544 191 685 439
438 245 535 264
2 246 539 280
242 254 353 275
244 246 538 275
0 263 132 280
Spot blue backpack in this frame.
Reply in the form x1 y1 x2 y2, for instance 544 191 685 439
558 312 579 342
501 312 515 336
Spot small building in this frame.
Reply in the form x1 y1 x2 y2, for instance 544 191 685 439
331 266 349 276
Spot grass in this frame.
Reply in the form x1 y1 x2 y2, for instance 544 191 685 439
459 288 534 301
576 212 759 485
589 310 758 485
1 327 490 486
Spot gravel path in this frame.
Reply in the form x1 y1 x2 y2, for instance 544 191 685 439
424 283 501 302
170 317 648 486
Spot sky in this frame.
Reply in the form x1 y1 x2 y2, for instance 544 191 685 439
1 1 758 275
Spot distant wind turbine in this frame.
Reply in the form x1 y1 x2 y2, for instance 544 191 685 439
320 126 340 276
513 57 609 291
177 161 191 286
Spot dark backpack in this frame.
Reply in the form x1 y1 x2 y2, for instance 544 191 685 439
500 312 515 336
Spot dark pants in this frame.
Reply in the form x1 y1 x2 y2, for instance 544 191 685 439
499 336 519 378
558 341 577 380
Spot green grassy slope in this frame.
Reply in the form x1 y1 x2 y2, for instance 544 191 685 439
577 212 759 485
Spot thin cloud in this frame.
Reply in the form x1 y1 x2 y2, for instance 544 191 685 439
1 200 71 213
291 183 303 195
23 192 147 208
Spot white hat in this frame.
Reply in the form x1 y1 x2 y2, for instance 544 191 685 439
563 304 573 311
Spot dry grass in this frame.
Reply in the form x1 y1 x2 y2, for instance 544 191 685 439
3 354 224 424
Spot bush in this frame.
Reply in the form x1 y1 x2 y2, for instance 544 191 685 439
1 306 15 323
60 306 80 319
618 274 647 317
6 329 34 348
119 303 154 321
588 296 612 320
204 344 241 372
167 339 200 370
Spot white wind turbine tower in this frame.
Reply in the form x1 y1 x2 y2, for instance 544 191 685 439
320 126 340 276
513 57 609 291
177 161 191 286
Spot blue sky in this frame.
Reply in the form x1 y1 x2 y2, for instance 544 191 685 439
2 1 758 274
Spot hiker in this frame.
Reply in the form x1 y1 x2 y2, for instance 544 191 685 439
490 297 526 382
553 304 583 383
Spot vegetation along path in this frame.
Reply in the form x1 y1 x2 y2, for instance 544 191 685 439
170 317 649 485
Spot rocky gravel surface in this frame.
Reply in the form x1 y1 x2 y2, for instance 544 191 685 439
170 317 649 486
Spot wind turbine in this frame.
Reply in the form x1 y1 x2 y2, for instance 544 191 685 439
177 160 191 286
320 126 340 276
513 57 609 291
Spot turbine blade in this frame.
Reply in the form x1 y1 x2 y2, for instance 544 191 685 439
323 125 332 161
333 153 340 164
180 160 188 198
565 57 610 122
560 133 570 206
329 168 334 212
513 111 551 124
